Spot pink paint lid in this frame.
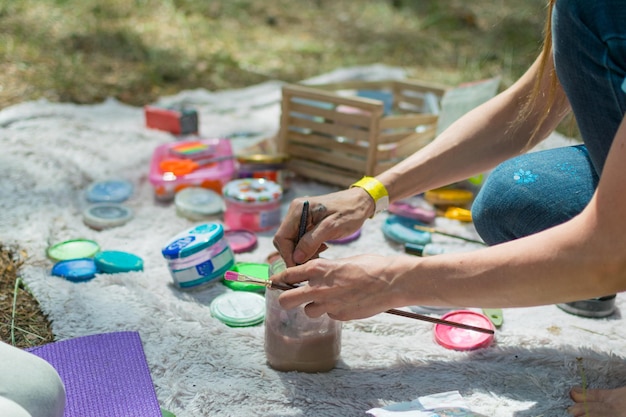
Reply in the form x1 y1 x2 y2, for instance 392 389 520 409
327 228 361 244
434 310 495 351
224 229 258 253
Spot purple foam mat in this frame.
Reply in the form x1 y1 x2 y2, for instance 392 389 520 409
27 331 161 417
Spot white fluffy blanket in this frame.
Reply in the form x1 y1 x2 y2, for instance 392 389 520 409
2 65 625 417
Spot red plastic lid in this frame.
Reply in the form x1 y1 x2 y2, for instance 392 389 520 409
224 229 258 253
434 310 495 351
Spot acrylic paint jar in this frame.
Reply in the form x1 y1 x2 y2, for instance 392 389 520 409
264 257 342 373
161 223 235 290
236 153 292 191
222 178 283 232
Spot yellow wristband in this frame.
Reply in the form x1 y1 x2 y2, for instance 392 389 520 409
350 176 389 218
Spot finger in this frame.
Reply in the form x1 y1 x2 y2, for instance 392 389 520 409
303 302 326 318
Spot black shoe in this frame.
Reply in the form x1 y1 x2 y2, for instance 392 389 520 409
557 294 616 318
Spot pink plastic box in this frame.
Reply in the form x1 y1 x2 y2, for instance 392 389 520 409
149 138 235 201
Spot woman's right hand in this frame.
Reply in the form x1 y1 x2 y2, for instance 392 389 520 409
273 186 375 266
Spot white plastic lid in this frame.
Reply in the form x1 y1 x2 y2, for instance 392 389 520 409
83 203 134 230
175 187 224 219
210 292 266 327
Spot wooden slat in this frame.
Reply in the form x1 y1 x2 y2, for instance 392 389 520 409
285 130 369 157
285 142 368 172
286 158 364 187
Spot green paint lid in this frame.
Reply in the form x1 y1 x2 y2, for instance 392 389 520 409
210 292 265 327
223 262 269 292
94 250 144 274
47 239 100 262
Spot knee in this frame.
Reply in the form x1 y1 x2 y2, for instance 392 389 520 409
0 343 66 417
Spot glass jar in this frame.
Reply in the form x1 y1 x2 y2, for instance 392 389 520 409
264 258 342 373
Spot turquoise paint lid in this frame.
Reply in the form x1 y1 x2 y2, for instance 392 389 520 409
161 223 226 260
382 215 432 246
94 250 144 274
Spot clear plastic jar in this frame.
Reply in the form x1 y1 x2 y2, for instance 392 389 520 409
161 223 235 290
264 258 342 373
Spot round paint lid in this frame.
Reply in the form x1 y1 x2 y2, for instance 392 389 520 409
47 239 100 261
161 223 225 260
222 178 282 204
327 228 361 244
382 215 432 246
94 250 144 274
224 229 258 253
434 310 495 351
85 179 134 203
83 203 134 230
51 258 97 282
210 292 266 327
175 187 224 219
223 262 269 292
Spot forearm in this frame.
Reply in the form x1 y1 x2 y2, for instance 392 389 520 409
393 211 625 309
378 57 570 203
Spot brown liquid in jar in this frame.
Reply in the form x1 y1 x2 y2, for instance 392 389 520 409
263 266 342 373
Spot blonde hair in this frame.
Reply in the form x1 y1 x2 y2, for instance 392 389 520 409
519 0 561 142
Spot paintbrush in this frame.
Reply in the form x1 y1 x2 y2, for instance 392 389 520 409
413 224 486 246
224 271 494 335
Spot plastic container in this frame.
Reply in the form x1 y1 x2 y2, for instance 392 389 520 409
222 178 283 232
264 258 342 373
161 223 235 290
148 138 235 202
236 153 292 191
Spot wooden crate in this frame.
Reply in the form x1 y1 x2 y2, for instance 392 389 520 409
276 80 449 187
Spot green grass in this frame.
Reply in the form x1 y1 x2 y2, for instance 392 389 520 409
0 0 548 108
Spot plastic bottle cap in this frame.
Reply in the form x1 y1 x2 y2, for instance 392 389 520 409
51 258 97 282
434 310 495 351
47 239 100 261
224 229 258 253
210 292 266 327
223 262 269 292
85 179 134 203
327 228 361 244
83 203 134 230
94 250 144 274
175 187 224 219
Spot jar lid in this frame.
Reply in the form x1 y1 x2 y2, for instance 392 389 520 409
161 223 226 260
224 229 258 253
83 203 134 230
175 187 224 219
94 250 144 274
381 215 432 245
222 178 282 204
210 292 266 327
223 262 269 292
236 153 290 164
47 239 101 262
434 310 495 351
85 179 134 203
51 258 97 282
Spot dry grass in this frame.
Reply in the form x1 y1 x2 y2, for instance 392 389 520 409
0 0 549 348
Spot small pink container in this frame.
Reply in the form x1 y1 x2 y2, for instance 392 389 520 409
222 178 282 232
148 138 235 202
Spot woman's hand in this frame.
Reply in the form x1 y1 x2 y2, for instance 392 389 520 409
273 187 375 266
272 254 412 321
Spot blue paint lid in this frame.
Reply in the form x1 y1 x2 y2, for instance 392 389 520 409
51 258 97 282
94 250 144 274
382 215 432 245
85 179 134 203
161 222 226 260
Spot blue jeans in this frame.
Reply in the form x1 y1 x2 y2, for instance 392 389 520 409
472 0 626 245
